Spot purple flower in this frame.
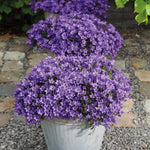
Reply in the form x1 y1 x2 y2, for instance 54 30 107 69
27 13 123 57
14 55 132 129
30 0 109 19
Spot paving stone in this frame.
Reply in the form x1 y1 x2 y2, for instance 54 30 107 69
146 115 150 127
0 97 15 112
122 99 134 113
114 113 137 127
4 51 25 60
0 113 11 128
0 83 16 96
130 57 148 69
144 100 150 113
0 42 7 49
9 44 31 52
0 35 10 42
2 61 23 72
0 51 3 66
28 53 48 66
0 72 22 82
12 36 28 44
127 46 141 55
135 70 150 82
145 44 150 54
115 60 126 70
139 82 150 98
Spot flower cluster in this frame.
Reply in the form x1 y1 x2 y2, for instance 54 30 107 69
14 55 132 129
27 13 123 57
30 0 109 19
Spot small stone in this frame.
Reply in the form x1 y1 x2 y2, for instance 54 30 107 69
135 70 150 82
0 97 15 112
124 39 135 47
124 73 130 78
130 57 148 69
144 100 150 113
143 37 150 44
0 113 11 128
122 99 134 113
28 53 48 66
146 115 150 127
143 29 150 37
0 72 22 82
9 44 31 52
0 83 16 96
16 115 26 121
0 42 7 49
143 44 150 55
1 145 6 149
0 51 3 66
128 46 140 55
2 61 23 72
146 44 150 50
139 82 150 98
114 113 137 127
4 51 25 60
115 60 126 70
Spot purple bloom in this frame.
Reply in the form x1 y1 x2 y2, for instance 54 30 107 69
27 13 123 57
30 0 109 19
14 55 132 129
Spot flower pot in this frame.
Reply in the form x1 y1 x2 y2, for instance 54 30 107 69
41 119 105 150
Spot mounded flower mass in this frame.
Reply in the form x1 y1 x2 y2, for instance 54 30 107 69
14 55 132 129
30 0 109 19
27 13 123 57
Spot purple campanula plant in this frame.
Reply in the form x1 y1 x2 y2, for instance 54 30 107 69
14 55 132 129
30 0 109 19
27 13 123 57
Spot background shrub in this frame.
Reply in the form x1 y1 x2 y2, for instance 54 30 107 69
0 0 44 34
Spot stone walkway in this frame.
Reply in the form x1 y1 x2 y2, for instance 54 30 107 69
0 29 150 149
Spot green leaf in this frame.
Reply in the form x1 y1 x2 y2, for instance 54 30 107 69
134 0 146 13
0 5 11 14
115 0 129 8
15 0 24 8
135 10 147 24
22 7 33 15
0 14 2 20
3 6 11 14
22 0 31 5
22 24 31 32
146 4 150 15
115 0 124 8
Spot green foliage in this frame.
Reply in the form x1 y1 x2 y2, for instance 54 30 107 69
115 0 129 8
0 0 44 32
115 0 150 25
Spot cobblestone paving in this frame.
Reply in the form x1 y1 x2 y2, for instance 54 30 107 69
0 29 150 149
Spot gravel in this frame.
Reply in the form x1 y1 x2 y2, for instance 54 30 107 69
0 31 150 150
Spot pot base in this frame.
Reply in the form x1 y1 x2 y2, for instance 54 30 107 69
41 119 105 150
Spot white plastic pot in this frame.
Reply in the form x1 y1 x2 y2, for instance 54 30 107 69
41 119 105 150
